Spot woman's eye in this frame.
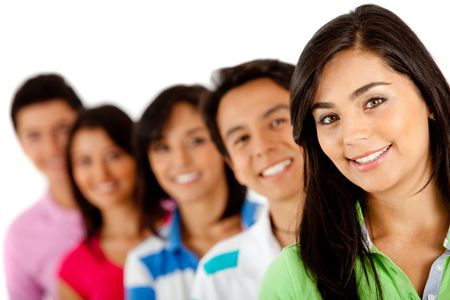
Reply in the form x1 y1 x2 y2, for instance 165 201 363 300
106 151 122 161
188 137 206 147
75 157 91 167
319 114 340 125
365 97 385 109
271 118 286 127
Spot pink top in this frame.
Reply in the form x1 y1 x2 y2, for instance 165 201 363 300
3 190 84 300
58 236 124 300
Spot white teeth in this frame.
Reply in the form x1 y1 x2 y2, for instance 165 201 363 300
261 159 293 177
174 172 199 184
94 182 116 194
355 146 390 164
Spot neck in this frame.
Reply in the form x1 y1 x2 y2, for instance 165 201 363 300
367 180 448 240
97 199 149 267
100 201 142 239
178 179 229 239
48 178 78 209
177 178 242 257
269 192 304 247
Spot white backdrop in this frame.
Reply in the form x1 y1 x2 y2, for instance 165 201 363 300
1 0 449 298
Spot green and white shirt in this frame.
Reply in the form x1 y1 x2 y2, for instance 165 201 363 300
260 205 450 300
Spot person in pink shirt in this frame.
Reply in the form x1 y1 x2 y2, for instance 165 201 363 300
57 105 150 300
4 73 85 300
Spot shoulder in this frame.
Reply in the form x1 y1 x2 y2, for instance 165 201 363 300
259 244 319 299
262 244 300 279
125 234 168 281
127 234 165 261
58 240 96 289
198 229 254 276
124 234 178 288
279 244 300 261
124 237 161 287
199 208 274 276
58 240 101 297
6 199 45 230
4 200 47 249
59 241 92 273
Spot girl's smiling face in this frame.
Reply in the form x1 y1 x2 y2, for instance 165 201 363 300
148 102 226 204
312 49 432 197
71 128 137 209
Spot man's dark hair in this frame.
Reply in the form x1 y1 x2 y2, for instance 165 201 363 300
201 59 295 158
11 73 83 130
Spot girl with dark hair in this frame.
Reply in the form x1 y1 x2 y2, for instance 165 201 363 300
124 85 260 299
261 4 450 300
57 105 148 299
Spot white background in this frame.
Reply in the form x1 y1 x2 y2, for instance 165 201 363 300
1 0 448 298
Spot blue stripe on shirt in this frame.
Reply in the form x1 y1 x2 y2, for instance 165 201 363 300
141 247 198 280
126 287 156 300
241 200 260 228
203 250 239 275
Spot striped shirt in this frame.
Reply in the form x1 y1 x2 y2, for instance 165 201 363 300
125 200 261 300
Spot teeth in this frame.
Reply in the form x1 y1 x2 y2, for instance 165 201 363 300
261 159 292 177
355 146 390 164
174 172 199 184
94 182 116 194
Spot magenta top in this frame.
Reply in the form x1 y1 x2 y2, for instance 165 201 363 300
3 191 84 300
58 236 124 300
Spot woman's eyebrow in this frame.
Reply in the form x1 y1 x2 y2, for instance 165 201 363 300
351 82 391 99
312 81 392 111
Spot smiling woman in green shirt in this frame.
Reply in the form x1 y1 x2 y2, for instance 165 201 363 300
260 4 450 300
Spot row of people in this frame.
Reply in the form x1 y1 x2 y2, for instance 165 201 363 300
5 57 302 300
5 4 450 299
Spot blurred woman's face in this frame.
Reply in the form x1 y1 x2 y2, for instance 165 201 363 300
71 128 136 210
311 49 432 198
148 102 226 204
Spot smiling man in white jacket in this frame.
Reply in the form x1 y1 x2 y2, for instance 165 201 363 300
191 59 305 300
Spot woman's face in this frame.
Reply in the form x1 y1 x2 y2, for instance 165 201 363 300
311 49 432 197
71 128 137 210
148 102 226 204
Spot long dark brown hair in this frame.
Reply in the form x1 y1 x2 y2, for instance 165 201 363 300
290 4 450 299
66 104 135 240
